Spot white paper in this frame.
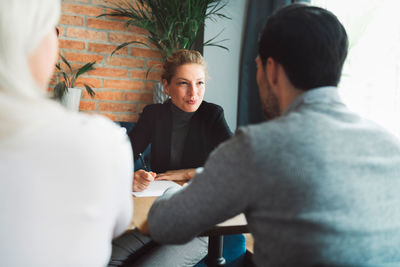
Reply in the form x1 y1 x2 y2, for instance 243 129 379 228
132 180 181 197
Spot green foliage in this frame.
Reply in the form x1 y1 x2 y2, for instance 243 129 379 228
53 55 96 101
99 0 230 60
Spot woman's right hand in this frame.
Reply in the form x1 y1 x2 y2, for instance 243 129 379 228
132 170 156 192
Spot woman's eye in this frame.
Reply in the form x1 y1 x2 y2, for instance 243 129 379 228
178 82 188 85
198 81 205 85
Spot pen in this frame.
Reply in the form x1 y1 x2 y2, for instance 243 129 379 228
138 153 149 172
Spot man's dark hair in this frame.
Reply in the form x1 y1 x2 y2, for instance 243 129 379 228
258 3 348 91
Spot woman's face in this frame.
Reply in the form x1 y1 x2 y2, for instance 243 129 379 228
28 29 59 90
163 63 206 112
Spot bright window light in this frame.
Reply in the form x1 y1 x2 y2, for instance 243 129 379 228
311 0 400 137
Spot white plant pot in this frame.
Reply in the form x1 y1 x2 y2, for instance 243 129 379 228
153 81 169 104
61 87 82 111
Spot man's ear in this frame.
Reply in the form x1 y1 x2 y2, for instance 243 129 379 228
162 79 169 95
266 57 278 86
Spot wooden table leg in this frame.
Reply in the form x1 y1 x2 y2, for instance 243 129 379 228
205 235 226 267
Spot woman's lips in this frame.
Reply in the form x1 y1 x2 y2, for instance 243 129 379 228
186 100 196 105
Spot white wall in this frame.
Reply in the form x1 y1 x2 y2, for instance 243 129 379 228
203 0 248 131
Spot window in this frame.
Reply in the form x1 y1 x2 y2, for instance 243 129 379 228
311 0 400 137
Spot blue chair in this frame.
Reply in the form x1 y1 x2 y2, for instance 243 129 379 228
194 234 247 267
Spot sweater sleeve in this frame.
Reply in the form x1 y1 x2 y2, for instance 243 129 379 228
147 129 256 244
109 125 135 237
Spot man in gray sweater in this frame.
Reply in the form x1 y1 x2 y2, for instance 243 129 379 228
146 3 400 266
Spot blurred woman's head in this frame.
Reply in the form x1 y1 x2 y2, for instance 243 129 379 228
162 50 207 112
0 0 61 139
0 0 60 98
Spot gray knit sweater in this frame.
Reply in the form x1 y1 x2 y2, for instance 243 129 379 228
148 87 400 266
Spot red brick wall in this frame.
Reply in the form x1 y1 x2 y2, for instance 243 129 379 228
55 0 163 122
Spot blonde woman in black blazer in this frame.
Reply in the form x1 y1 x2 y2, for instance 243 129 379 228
109 50 234 267
130 50 232 192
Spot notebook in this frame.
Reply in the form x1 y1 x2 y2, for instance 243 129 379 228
132 180 181 197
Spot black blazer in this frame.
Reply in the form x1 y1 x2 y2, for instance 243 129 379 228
129 100 232 173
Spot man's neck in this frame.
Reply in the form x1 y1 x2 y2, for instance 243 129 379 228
278 85 303 114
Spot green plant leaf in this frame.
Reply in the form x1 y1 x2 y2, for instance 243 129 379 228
203 29 229 51
75 61 96 80
99 0 230 77
61 72 70 88
145 63 161 79
112 41 149 56
60 54 72 72
83 84 96 98
53 81 68 101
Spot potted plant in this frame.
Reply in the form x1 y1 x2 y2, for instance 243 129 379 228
99 0 230 103
53 55 96 111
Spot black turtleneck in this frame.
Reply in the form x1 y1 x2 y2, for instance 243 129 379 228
170 103 195 169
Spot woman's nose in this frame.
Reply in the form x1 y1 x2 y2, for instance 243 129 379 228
187 83 197 96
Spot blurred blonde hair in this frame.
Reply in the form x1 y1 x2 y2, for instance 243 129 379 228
0 0 61 139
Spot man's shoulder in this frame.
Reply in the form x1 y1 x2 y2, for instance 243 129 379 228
237 118 290 140
53 112 130 155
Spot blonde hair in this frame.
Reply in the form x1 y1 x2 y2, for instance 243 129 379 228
161 50 207 83
0 0 61 139
0 0 60 98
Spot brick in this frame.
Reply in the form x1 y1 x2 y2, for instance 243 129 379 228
100 13 131 21
59 39 85 50
145 81 156 91
87 18 126 31
88 67 128 78
81 90 95 99
63 52 104 64
119 114 139 122
92 0 130 7
88 43 128 55
98 103 137 113
107 57 144 68
98 91 125 101
59 14 84 26
62 3 104 17
127 25 149 35
131 47 161 58
48 78 57 86
56 26 65 37
79 101 95 111
74 77 102 88
147 71 161 81
125 92 153 102
139 103 148 113
55 63 85 73
147 60 163 70
104 79 142 90
83 90 124 101
101 113 118 121
66 28 107 42
92 0 113 5
129 70 146 80
63 0 90 3
109 32 148 45
148 42 161 50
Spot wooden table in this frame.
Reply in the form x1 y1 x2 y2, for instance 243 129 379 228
131 196 249 267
